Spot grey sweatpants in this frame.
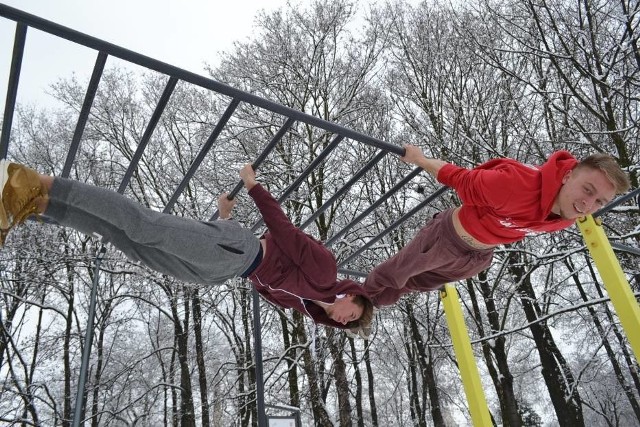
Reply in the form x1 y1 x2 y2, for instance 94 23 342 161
44 178 261 285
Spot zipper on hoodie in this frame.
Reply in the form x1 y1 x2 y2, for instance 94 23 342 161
254 274 313 318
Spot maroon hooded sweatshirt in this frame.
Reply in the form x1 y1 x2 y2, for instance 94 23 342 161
246 184 369 329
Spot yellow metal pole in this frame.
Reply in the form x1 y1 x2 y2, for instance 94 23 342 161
577 215 640 362
440 283 493 426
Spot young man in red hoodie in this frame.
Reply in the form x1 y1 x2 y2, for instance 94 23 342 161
0 162 373 330
364 144 631 307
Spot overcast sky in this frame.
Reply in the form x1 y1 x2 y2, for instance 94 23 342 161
0 0 306 107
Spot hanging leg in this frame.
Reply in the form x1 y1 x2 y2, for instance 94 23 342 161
44 177 261 284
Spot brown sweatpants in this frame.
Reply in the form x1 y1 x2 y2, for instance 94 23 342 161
364 208 494 306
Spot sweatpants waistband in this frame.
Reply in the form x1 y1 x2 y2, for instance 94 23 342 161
438 208 494 256
240 241 263 278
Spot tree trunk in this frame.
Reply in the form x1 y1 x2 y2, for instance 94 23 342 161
63 254 75 427
568 257 640 422
510 252 584 426
406 302 445 426
327 329 352 427
171 288 196 427
191 289 211 427
90 312 107 427
242 289 256 427
299 316 333 426
404 322 426 427
281 311 300 408
467 277 523 426
349 338 365 427
0 258 40 424
364 339 378 427
169 334 179 426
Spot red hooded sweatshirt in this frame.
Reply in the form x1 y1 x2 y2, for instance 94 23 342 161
247 184 369 329
436 151 578 244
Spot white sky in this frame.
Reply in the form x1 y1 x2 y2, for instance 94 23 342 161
0 0 305 107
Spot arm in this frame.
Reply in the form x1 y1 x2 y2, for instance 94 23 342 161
217 192 236 220
240 165 337 284
403 144 514 208
437 161 515 208
401 144 449 177
239 164 259 191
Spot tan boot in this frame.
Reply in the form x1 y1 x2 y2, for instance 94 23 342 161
0 160 47 246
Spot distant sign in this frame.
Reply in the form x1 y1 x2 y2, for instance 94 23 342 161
268 416 297 427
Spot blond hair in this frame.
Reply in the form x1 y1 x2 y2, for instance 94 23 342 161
346 295 374 330
576 153 631 194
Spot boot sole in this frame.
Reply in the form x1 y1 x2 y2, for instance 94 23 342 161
0 159 9 230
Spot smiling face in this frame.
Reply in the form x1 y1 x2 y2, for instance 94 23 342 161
552 166 616 220
325 295 364 325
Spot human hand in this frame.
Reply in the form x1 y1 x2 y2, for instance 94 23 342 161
217 192 236 219
239 164 257 190
399 144 427 166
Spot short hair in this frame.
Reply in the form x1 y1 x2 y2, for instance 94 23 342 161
575 153 631 194
346 294 375 330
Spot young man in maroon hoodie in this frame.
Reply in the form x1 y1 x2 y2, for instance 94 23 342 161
0 161 373 330
364 144 631 307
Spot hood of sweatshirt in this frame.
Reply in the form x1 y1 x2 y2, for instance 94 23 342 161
538 150 578 216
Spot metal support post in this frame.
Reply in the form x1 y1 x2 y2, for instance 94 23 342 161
72 244 107 427
252 287 267 426
440 284 493 427
577 215 640 362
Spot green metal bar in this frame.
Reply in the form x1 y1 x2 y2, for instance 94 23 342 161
440 284 493 426
577 215 640 362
